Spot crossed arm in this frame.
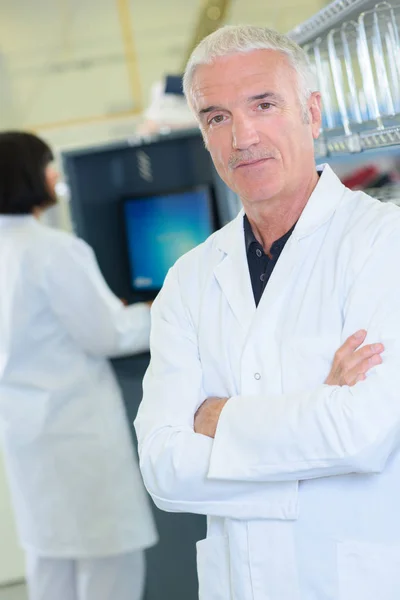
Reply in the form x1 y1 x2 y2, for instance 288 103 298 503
136 239 400 518
194 329 384 438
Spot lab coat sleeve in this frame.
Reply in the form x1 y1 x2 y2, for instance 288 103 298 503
208 229 400 483
135 265 298 520
44 236 150 357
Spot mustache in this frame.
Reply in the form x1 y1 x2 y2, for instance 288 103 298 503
228 150 276 170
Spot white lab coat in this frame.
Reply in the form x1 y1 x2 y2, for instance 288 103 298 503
0 216 158 558
136 164 400 600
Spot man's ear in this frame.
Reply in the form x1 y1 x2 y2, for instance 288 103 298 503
309 92 322 139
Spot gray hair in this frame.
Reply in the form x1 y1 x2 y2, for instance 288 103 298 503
183 25 317 117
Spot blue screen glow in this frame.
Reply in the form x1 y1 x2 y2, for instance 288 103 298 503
123 187 214 290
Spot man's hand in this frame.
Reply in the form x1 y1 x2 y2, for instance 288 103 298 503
325 329 384 386
194 396 228 438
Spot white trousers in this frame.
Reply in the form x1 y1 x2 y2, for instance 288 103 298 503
25 550 145 600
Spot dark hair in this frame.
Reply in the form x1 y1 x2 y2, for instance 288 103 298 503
0 131 56 214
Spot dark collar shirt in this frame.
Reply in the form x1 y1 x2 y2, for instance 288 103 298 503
244 214 296 307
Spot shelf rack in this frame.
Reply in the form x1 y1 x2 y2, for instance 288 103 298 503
288 0 400 156
315 126 400 158
288 0 377 45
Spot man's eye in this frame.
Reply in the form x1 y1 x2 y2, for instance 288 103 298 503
210 114 224 124
259 102 272 110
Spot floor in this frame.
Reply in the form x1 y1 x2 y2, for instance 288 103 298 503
0 583 27 600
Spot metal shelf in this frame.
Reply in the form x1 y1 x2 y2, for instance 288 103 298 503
315 125 400 158
288 0 376 45
290 2 400 155
359 126 400 150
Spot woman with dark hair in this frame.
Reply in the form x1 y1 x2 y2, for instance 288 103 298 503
0 131 57 215
0 132 157 600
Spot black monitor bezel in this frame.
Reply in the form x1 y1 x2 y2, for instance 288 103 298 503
121 183 221 300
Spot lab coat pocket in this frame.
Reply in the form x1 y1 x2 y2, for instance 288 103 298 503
196 535 231 600
0 385 50 445
337 540 400 600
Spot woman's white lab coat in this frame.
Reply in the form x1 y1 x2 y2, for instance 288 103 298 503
136 165 400 599
0 216 157 557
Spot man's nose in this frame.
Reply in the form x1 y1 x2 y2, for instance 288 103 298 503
232 116 260 150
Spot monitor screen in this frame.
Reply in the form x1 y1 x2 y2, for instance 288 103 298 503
123 186 216 292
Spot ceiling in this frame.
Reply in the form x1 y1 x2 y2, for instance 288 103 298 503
0 0 326 145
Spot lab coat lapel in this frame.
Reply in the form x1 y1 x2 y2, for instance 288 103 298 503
252 164 346 320
255 234 302 318
213 210 256 334
213 165 345 333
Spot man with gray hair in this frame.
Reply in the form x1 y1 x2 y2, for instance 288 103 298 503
135 25 400 600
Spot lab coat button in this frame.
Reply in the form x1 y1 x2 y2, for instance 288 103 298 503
254 372 261 380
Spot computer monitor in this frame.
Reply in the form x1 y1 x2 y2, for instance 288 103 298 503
122 185 219 296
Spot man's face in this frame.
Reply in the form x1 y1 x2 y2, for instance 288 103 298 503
191 50 321 206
